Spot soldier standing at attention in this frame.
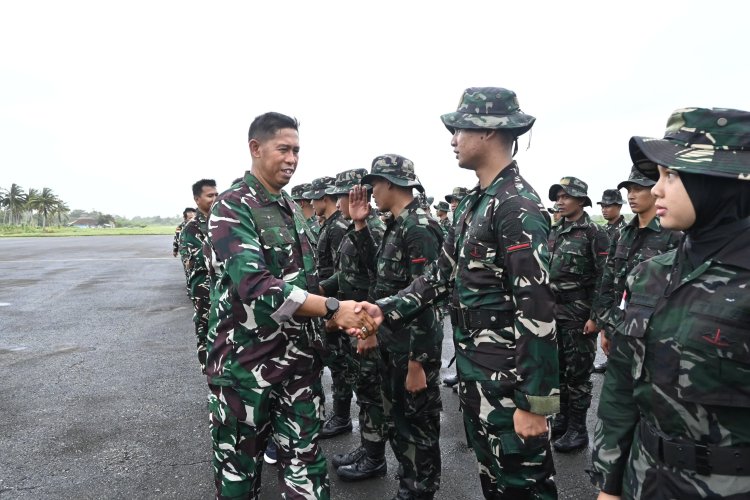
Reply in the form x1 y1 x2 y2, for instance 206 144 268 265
350 154 444 500
597 189 627 239
178 179 217 373
173 207 195 257
433 200 452 237
547 176 609 453
353 87 559 499
292 182 320 237
592 167 681 374
203 111 377 499
319 168 389 481
445 186 468 213
592 107 750 499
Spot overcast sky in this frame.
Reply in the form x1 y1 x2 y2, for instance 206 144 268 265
1 1 747 218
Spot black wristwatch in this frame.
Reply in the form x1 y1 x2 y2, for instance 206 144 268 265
323 297 340 320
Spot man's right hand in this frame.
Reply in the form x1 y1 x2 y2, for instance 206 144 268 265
344 302 384 339
349 185 370 225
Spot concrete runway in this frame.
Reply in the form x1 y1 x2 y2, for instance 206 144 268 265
0 236 601 499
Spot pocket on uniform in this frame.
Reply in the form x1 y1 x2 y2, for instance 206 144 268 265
560 247 589 275
378 242 407 282
464 237 498 267
260 226 296 272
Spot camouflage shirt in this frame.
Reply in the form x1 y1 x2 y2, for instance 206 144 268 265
594 215 682 335
591 233 750 496
548 212 609 323
357 198 444 361
179 211 210 332
306 215 321 238
603 215 627 240
316 210 348 281
376 163 559 415
204 172 321 388
438 216 451 237
173 220 188 254
319 209 385 301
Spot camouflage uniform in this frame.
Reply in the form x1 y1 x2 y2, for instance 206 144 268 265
204 172 329 499
291 183 320 237
378 89 560 499
319 169 388 472
547 177 609 448
591 107 750 498
432 201 452 238
357 155 444 499
178 211 210 373
597 189 627 240
174 218 192 280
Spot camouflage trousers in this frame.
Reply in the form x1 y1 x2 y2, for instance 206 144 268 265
351 340 387 448
207 372 330 500
192 296 208 374
380 348 442 497
557 323 596 415
323 330 355 417
460 380 557 500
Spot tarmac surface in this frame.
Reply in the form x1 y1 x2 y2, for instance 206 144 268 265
0 235 602 499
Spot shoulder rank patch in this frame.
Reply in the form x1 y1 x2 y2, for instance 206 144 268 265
506 242 531 252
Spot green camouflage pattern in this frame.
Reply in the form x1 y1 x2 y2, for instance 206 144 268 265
548 176 593 207
375 162 559 496
549 212 609 414
445 186 468 202
591 232 750 497
291 182 312 201
617 165 656 189
326 168 369 196
361 154 424 192
178 210 210 372
306 215 321 238
316 210 349 281
437 216 451 237
440 87 536 135
630 107 750 181
204 172 328 498
305 176 336 200
594 215 681 337
603 215 627 240
433 200 450 212
597 189 625 205
174 218 191 278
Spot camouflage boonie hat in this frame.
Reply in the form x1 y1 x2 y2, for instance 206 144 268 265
326 168 370 195
630 107 750 181
597 189 625 206
546 203 562 214
290 183 312 201
445 187 468 203
618 165 656 190
304 176 336 200
441 87 536 136
433 200 450 212
361 154 424 193
548 177 592 207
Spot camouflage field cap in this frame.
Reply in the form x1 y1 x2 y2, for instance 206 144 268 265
290 183 312 201
548 176 592 207
361 154 425 193
304 176 336 200
597 189 625 206
326 168 370 195
433 200 450 212
445 187 468 203
630 107 750 181
617 165 656 190
441 87 536 136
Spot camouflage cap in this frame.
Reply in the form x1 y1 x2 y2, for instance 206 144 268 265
326 168 370 195
548 177 592 207
304 176 336 200
445 187 468 203
433 200 450 212
290 183 312 201
630 107 750 181
441 87 536 136
547 203 562 214
597 189 625 206
361 154 424 193
617 165 656 190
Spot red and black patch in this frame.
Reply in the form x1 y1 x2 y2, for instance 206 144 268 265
506 242 531 253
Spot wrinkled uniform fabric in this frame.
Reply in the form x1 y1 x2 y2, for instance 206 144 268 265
591 232 750 499
179 211 210 372
204 173 329 500
377 163 559 499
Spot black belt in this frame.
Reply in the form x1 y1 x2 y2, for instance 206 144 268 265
449 306 513 330
337 289 369 301
639 419 750 476
554 288 592 304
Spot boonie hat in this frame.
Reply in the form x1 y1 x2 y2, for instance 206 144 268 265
548 177 592 207
291 183 312 201
326 169 370 196
361 154 424 193
617 165 656 190
445 187 468 203
441 87 536 136
304 176 336 200
433 201 450 212
597 189 625 206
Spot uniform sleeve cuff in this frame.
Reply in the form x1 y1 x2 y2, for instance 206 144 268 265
270 286 308 324
514 391 560 415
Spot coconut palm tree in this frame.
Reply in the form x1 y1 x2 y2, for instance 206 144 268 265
53 199 71 226
4 183 27 225
35 187 59 228
25 188 41 226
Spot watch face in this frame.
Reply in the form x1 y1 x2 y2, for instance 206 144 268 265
325 297 339 319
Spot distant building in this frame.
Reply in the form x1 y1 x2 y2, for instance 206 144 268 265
68 217 98 228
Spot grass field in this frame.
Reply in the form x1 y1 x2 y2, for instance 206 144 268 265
0 225 175 237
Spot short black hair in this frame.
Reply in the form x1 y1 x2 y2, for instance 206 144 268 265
248 112 299 142
192 179 216 197
183 207 196 217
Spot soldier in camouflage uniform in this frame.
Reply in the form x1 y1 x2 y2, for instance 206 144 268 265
432 200 451 237
592 167 682 374
174 207 196 289
203 112 376 499
547 176 609 452
597 189 627 240
178 179 217 373
445 186 468 213
353 88 560 499
591 107 750 499
547 204 563 226
292 182 320 237
318 168 389 481
348 154 444 499
306 175 355 438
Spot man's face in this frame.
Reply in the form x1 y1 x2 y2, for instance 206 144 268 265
185 210 196 221
555 190 583 218
600 203 621 222
626 184 656 215
312 197 326 217
337 194 350 219
437 209 447 219
451 128 486 170
449 198 459 211
371 178 391 212
195 186 218 214
249 128 300 193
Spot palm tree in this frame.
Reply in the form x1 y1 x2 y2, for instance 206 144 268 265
53 200 71 226
25 188 40 226
5 183 27 225
36 188 59 228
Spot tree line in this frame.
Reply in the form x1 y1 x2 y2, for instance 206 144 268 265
0 183 70 228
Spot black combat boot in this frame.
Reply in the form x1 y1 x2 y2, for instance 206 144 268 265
331 445 365 468
551 399 568 439
442 374 459 387
553 409 589 452
320 400 352 439
593 359 608 373
336 440 387 481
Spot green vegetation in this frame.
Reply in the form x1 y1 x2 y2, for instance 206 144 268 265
0 225 176 237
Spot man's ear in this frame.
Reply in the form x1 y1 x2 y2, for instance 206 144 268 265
249 139 261 158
